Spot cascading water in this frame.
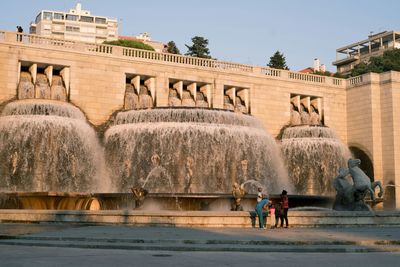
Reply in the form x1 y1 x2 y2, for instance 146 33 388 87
105 108 289 194
35 73 51 99
18 72 34 99
280 125 351 195
50 75 67 101
0 99 109 192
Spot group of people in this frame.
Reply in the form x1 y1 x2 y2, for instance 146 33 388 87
255 188 289 229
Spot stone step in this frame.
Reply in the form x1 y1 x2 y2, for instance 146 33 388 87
1 210 400 227
0 238 399 253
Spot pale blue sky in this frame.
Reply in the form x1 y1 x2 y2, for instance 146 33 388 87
1 0 399 71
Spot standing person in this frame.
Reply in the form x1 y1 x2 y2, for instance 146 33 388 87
280 190 289 228
274 202 282 228
255 196 269 229
16 26 23 42
269 203 276 229
257 187 263 202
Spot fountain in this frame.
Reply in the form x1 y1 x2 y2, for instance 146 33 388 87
0 73 349 212
0 99 108 193
280 125 351 195
104 108 289 195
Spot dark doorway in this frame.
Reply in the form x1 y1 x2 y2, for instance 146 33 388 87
349 146 374 181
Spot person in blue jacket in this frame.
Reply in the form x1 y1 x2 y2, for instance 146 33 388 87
255 196 269 229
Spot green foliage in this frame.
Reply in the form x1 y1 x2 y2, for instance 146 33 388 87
267 51 289 70
333 72 348 79
103 39 155 51
167 41 180 54
185 36 212 58
312 70 332 77
350 48 400 76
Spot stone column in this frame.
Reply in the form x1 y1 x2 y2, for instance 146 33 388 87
131 76 140 94
200 84 211 107
212 81 224 109
145 77 156 104
225 87 236 106
187 82 197 101
45 65 53 86
173 81 183 99
155 74 168 107
60 67 70 97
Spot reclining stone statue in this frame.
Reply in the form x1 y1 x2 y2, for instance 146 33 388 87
333 158 384 211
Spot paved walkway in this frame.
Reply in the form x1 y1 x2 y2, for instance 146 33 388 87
1 223 400 252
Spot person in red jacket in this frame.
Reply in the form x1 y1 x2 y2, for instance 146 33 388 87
280 190 289 228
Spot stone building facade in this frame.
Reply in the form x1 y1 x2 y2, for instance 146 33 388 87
0 30 399 208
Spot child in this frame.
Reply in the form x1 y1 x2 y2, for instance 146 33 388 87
274 202 282 228
269 203 276 229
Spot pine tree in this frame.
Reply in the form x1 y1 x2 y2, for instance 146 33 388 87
167 41 180 54
185 36 211 58
267 51 289 70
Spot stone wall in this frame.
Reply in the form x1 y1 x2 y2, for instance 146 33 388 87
1 31 400 207
0 33 347 139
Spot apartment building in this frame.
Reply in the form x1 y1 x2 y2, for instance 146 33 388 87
333 31 400 75
29 3 118 43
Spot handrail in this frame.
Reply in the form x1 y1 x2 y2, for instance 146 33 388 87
0 30 346 87
288 71 326 83
347 75 363 86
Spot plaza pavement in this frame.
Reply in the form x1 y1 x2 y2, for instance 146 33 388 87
0 223 400 253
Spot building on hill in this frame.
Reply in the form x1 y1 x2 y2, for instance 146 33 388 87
29 3 118 44
299 58 328 74
119 33 167 53
333 30 400 75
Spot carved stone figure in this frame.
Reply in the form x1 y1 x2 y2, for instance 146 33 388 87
131 186 148 209
142 153 174 193
333 158 384 211
232 182 246 211
184 156 194 193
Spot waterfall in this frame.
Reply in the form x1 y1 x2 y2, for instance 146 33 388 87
0 100 110 192
105 108 289 194
281 125 351 195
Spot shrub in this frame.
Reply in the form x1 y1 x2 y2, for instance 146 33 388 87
103 39 155 51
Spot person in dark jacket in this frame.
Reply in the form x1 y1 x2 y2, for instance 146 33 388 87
280 190 289 228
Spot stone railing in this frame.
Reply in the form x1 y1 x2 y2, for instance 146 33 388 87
347 75 363 86
288 71 326 83
0 30 345 87
261 67 343 86
261 67 282 77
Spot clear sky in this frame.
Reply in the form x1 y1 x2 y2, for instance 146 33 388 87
1 0 399 71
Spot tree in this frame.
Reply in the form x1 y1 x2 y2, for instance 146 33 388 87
185 36 211 58
267 51 289 70
350 48 400 76
103 39 155 51
167 41 180 54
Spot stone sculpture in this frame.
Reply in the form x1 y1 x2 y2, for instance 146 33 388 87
232 182 246 211
131 186 148 209
184 156 194 193
333 158 384 211
142 153 174 193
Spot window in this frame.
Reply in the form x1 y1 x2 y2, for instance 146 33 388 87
35 13 42 24
54 13 64 20
66 26 80 32
43 12 52 20
66 14 78 21
95 17 106 24
80 16 94 23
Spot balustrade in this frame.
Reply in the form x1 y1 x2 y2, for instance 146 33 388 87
348 75 363 85
0 31 347 87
